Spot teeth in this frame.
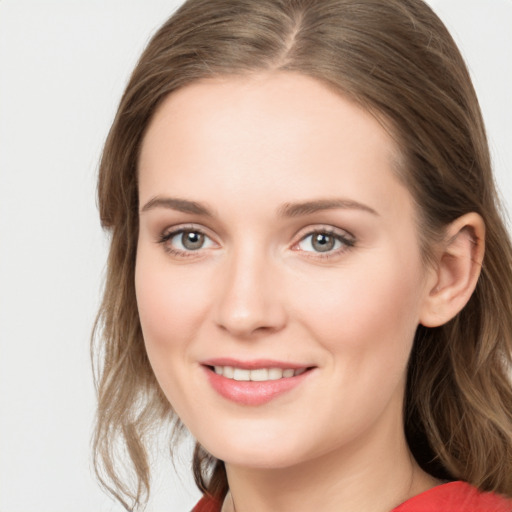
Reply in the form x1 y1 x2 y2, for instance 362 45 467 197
213 366 307 381
233 368 250 381
268 368 283 380
223 366 234 378
250 368 269 381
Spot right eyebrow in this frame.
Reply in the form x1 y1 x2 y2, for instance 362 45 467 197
140 196 213 216
277 198 379 217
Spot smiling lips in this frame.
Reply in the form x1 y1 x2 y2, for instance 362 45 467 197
202 360 313 406
213 365 308 381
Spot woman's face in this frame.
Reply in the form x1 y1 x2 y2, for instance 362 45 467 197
136 73 435 469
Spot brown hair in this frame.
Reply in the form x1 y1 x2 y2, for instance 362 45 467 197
92 0 512 509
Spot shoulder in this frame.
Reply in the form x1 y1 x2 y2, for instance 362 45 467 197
392 481 512 512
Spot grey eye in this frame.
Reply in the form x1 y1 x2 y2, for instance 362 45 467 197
311 233 336 252
298 232 342 253
169 230 214 251
181 231 205 250
296 230 354 255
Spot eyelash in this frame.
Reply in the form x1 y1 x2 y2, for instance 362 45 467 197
157 225 356 260
293 227 355 260
157 225 215 259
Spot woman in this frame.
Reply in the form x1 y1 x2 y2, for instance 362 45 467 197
92 0 512 510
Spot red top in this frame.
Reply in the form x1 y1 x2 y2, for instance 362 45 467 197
192 481 512 512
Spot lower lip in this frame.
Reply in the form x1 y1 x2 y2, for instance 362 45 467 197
203 366 312 406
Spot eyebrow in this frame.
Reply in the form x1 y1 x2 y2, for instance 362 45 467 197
140 196 378 217
277 198 378 217
141 197 213 216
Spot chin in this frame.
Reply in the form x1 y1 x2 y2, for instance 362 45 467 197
212 445 305 470
194 420 322 470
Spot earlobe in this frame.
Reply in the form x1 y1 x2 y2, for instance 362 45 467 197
420 213 485 328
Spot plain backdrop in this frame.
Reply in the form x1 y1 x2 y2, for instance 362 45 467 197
0 1 510 511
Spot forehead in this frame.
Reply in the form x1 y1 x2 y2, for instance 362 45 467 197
138 72 409 219
140 72 398 161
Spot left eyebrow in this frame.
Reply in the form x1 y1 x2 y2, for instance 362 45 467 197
277 198 379 217
140 196 214 216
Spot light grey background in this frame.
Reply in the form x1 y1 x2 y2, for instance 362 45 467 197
0 1 510 511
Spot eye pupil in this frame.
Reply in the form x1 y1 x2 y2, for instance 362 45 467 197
312 233 335 252
182 231 204 250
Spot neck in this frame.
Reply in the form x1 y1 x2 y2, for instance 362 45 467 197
221 397 440 512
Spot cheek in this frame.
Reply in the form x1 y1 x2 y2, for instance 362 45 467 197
134 250 212 359
134 250 219 415
290 253 424 362
285 258 423 437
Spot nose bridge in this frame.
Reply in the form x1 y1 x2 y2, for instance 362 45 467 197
214 239 286 337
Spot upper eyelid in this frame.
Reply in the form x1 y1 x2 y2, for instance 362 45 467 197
160 223 216 239
293 224 355 242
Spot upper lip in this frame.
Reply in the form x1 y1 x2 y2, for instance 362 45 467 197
201 358 313 370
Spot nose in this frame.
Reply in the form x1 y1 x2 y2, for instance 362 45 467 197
213 246 287 338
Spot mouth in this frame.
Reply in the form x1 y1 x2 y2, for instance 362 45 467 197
201 360 315 406
207 365 308 381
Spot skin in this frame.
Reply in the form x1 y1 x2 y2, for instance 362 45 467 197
135 72 478 512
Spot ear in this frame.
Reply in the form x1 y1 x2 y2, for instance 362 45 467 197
420 212 485 328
